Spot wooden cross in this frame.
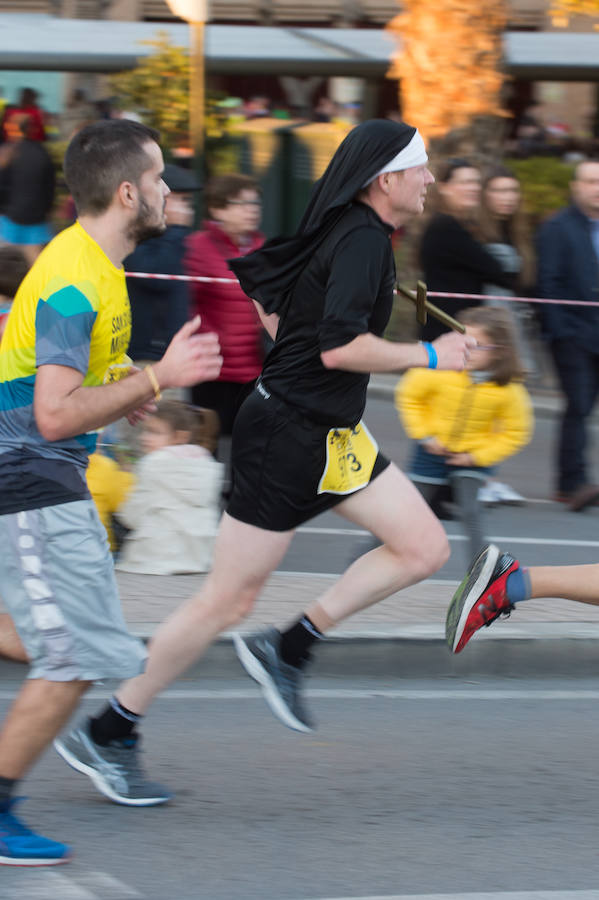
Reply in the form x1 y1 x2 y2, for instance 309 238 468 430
397 280 466 334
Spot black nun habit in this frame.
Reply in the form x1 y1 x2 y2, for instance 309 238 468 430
229 118 417 315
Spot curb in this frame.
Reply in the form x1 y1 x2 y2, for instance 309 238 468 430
142 626 599 679
1 629 597 682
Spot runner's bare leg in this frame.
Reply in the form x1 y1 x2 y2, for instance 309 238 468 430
0 680 90 778
118 465 448 714
0 612 28 663
116 514 295 714
529 564 599 606
305 463 449 630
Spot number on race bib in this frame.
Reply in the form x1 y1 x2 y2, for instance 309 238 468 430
317 421 378 495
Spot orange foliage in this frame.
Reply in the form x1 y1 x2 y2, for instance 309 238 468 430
386 0 508 140
550 0 599 25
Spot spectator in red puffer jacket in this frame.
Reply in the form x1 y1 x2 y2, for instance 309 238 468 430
185 174 265 438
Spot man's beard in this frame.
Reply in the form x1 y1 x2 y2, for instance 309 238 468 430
128 196 166 245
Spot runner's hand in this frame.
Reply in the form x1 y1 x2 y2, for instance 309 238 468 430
421 437 448 456
446 452 474 466
432 332 477 371
154 316 222 389
126 399 156 426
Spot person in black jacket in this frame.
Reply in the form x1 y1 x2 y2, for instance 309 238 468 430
0 113 54 265
537 159 599 511
418 158 511 341
125 163 200 367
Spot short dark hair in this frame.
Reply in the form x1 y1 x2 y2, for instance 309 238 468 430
19 87 38 107
64 119 160 216
0 245 29 299
204 174 260 213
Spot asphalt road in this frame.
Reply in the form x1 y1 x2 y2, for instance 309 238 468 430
2 677 599 900
2 395 599 899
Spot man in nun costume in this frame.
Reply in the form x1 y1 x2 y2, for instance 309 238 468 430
55 120 475 803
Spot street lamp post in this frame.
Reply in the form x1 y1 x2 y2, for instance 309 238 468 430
164 0 209 155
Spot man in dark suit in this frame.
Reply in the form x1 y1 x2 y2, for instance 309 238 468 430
537 160 599 511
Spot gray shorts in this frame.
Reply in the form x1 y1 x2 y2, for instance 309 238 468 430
0 499 147 682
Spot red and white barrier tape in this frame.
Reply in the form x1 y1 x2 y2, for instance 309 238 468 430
126 271 236 284
124 272 599 308
426 290 599 308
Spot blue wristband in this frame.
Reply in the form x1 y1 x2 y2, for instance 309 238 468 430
421 341 438 369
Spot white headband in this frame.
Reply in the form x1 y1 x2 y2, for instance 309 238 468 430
362 130 428 188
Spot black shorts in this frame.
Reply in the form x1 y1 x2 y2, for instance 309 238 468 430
190 379 256 436
227 383 390 531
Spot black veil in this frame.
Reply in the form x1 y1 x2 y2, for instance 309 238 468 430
229 119 416 314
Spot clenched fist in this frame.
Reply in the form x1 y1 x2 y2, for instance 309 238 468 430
432 331 478 371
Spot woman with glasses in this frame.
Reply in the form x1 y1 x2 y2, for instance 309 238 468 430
185 174 265 442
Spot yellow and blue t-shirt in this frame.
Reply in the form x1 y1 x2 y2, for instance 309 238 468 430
0 222 132 514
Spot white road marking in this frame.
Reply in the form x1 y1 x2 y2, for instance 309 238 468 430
127 688 599 701
298 526 372 536
311 893 599 900
2 688 599 702
76 871 143 897
466 536 599 548
296 527 599 548
2 871 97 900
1 870 142 899
278 571 459 583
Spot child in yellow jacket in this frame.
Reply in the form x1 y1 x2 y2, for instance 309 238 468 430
396 306 533 564
86 450 135 552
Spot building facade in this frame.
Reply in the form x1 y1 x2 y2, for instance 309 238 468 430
0 0 597 134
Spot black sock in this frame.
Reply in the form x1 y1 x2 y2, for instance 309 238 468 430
89 696 142 746
0 775 17 807
279 615 323 669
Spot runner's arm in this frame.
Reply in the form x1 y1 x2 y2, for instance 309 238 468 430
35 363 164 441
321 331 475 373
35 317 222 441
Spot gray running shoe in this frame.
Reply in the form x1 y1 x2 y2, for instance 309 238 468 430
54 721 172 807
233 628 314 733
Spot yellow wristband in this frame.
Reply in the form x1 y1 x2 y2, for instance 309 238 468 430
144 365 162 402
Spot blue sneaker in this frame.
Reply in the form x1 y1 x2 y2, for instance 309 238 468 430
0 798 71 866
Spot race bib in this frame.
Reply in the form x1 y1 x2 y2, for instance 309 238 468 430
317 421 379 496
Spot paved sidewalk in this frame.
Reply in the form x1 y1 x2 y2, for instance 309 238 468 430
2 570 598 679
115 569 599 639
109 570 599 678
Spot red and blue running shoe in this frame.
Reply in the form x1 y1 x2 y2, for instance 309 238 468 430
446 544 519 654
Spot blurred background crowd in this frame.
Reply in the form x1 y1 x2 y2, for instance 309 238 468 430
1 0 599 575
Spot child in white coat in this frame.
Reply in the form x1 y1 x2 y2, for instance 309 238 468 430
116 401 223 575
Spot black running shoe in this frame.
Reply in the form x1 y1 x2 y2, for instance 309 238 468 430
233 628 314 733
